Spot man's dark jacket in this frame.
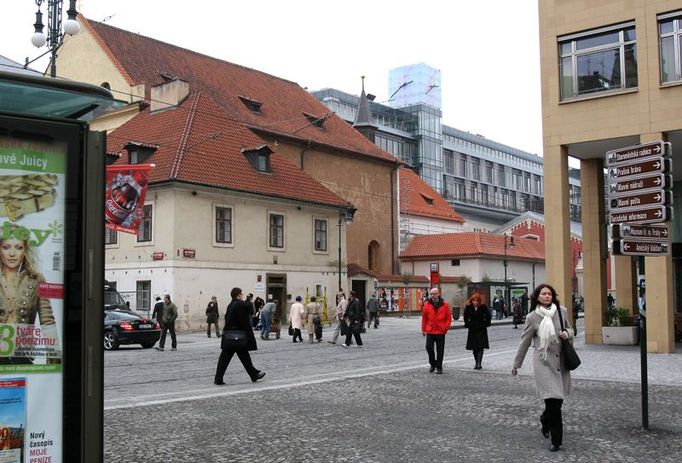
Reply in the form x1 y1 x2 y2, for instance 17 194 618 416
223 299 257 351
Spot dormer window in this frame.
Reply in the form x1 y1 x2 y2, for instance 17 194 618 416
304 113 326 128
238 96 262 113
241 145 273 173
124 141 158 165
420 192 435 205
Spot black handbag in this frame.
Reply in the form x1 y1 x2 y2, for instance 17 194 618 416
221 329 249 350
557 308 581 371
288 325 294 336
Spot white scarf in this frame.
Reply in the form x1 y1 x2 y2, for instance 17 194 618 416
535 303 558 360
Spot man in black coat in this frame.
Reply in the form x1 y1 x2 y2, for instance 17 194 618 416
206 296 220 338
152 296 164 323
341 291 364 348
214 287 266 385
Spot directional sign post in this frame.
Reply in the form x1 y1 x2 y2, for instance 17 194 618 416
609 190 671 210
609 224 670 240
607 140 673 256
606 141 673 432
609 173 672 197
611 240 669 256
606 140 669 166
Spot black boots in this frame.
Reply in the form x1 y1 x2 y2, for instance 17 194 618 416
473 350 483 369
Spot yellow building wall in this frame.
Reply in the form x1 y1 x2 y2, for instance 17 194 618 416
539 0 680 352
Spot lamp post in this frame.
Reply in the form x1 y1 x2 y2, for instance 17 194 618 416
503 234 515 306
338 210 354 292
29 0 80 77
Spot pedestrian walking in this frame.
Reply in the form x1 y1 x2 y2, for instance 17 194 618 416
463 293 490 370
328 292 347 345
305 297 323 343
512 298 523 329
493 294 506 320
341 291 363 348
155 294 178 351
151 296 164 323
289 296 305 343
512 284 574 452
367 293 380 329
252 296 264 330
521 289 530 317
261 299 275 340
206 296 220 338
421 287 452 374
214 287 265 385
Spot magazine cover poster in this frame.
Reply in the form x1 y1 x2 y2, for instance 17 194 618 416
105 164 150 235
0 136 66 463
0 378 26 463
0 136 65 371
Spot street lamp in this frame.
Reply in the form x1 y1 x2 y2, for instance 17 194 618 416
29 0 80 77
503 234 515 306
338 210 355 292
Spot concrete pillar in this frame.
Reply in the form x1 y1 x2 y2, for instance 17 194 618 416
645 255 675 353
614 256 637 315
544 145 573 309
580 158 608 344
640 133 675 353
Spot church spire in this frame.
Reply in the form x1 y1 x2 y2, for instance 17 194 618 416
353 76 377 141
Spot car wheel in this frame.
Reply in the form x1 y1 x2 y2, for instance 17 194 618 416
104 330 119 350
140 342 155 348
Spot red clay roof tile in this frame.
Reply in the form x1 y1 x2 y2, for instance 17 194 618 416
400 232 545 261
400 168 464 223
84 16 398 165
106 92 353 209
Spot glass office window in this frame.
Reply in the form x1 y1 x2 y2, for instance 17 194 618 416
659 13 682 83
559 23 637 99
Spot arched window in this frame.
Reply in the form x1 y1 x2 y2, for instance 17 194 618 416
368 240 380 272
101 82 111 90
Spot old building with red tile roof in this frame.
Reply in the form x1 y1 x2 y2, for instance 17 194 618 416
57 15 401 287
98 79 357 329
399 167 464 250
400 231 546 297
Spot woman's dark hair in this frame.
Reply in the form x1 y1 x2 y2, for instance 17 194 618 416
231 287 242 299
530 284 560 310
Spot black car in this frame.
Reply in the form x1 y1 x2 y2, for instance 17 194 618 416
104 309 160 350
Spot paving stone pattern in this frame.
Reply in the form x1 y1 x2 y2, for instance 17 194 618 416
103 318 682 462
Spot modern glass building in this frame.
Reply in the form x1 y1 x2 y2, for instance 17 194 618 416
312 79 582 230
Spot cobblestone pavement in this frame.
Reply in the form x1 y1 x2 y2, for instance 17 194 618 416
104 318 682 462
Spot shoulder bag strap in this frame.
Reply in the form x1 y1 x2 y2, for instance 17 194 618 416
557 306 566 331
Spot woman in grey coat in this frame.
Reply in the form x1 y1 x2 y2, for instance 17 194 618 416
512 284 573 452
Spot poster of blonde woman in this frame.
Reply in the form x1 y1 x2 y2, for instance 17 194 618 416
0 135 66 462
0 152 64 371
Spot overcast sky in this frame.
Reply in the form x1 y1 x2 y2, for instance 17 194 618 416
2 0 544 156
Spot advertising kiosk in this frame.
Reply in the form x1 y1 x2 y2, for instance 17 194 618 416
0 70 116 463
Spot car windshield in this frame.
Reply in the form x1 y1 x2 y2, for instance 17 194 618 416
104 290 125 307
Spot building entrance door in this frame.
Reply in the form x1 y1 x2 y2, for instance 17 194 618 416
266 274 287 337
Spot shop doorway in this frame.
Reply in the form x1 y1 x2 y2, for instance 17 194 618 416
352 280 367 309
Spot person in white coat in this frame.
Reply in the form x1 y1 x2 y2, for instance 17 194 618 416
288 296 305 343
512 284 573 453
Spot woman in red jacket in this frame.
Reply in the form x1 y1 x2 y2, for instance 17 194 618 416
421 287 453 374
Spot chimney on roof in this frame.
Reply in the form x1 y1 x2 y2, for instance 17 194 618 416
353 76 377 143
150 78 190 112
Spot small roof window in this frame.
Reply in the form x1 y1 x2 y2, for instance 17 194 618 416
420 192 435 205
125 141 158 165
241 145 273 173
238 95 262 113
303 113 326 128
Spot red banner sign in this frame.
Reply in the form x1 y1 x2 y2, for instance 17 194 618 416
105 164 151 235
